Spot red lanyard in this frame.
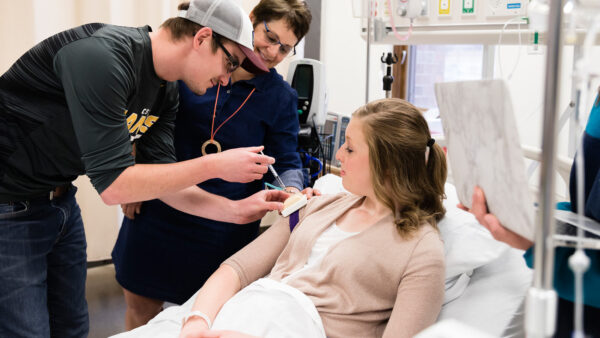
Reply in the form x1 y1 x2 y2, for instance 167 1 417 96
209 84 256 142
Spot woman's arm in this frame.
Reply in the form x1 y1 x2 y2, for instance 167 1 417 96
179 213 295 337
179 264 241 337
383 231 445 338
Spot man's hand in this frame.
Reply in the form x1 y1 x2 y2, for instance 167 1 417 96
458 186 533 251
231 189 289 224
121 202 142 219
212 146 274 183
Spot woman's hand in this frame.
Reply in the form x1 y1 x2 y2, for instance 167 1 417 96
198 330 260 338
121 202 142 219
458 186 533 251
285 187 321 199
179 317 211 338
300 187 321 199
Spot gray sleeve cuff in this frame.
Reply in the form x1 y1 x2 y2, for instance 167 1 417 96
274 169 304 191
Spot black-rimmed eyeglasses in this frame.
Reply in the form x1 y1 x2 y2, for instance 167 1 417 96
213 34 240 73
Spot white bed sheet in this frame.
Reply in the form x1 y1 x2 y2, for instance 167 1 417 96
438 247 532 337
113 175 534 338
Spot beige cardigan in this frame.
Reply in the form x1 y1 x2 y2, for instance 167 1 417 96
224 193 445 338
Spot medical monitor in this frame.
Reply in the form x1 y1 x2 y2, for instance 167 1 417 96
286 59 327 127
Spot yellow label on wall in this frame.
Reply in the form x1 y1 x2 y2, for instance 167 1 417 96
439 0 450 15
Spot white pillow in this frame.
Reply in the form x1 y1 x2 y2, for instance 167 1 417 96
440 183 509 304
440 183 509 279
313 174 348 194
313 176 508 282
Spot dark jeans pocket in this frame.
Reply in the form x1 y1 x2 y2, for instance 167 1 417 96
0 202 29 220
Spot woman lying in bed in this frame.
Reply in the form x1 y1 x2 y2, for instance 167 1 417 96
116 98 448 338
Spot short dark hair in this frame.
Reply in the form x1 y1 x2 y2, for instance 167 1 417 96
160 2 232 52
252 0 312 43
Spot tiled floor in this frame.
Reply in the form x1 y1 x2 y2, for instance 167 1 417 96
86 264 126 338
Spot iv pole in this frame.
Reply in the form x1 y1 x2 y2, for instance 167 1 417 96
526 0 564 336
381 52 399 98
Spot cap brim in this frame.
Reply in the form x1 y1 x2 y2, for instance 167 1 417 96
238 45 269 75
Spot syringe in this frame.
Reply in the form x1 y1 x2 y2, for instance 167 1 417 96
260 150 286 189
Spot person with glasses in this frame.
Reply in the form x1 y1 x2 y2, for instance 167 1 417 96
213 34 242 74
112 0 313 330
0 0 293 336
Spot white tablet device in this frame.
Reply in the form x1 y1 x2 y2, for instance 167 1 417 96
435 79 535 241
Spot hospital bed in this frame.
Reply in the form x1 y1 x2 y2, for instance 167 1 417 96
314 135 573 337
112 175 534 338
430 136 573 337
313 173 533 337
111 140 572 338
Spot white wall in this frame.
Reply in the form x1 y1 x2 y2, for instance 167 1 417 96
321 0 393 117
0 0 35 72
0 0 180 73
496 44 600 199
496 45 570 154
497 44 600 159
496 45 600 156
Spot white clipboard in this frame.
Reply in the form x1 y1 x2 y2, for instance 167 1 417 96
435 79 535 241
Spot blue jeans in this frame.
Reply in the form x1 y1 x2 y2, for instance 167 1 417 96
0 186 89 337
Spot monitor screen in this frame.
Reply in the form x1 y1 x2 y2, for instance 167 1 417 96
292 65 313 99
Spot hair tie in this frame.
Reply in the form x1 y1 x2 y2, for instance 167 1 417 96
427 138 435 147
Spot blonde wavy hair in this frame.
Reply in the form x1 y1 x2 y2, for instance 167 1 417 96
353 98 447 237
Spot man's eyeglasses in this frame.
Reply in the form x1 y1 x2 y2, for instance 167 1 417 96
262 21 296 56
213 34 240 73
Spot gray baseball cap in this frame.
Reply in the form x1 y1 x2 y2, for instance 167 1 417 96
179 0 268 74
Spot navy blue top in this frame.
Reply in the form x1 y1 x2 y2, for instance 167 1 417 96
176 68 304 200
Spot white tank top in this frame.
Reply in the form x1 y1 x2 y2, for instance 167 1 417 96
282 222 359 283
